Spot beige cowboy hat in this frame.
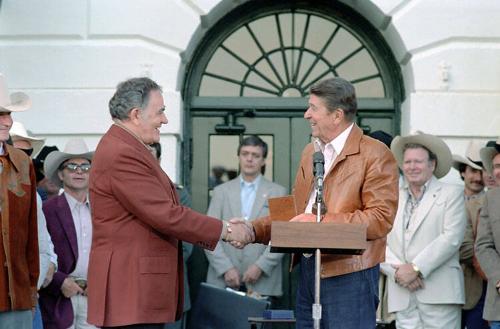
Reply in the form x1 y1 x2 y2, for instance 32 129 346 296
10 121 45 156
391 132 452 178
452 140 483 171
465 140 483 165
0 74 31 112
44 138 94 187
480 137 500 175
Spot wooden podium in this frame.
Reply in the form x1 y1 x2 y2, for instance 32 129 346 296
267 196 368 254
266 196 368 329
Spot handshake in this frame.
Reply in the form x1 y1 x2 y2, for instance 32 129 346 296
221 218 255 249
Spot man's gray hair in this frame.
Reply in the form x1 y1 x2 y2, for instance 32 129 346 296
109 77 162 120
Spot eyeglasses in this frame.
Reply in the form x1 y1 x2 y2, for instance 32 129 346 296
63 163 91 172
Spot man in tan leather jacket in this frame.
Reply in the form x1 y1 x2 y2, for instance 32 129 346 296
236 77 399 328
453 142 489 329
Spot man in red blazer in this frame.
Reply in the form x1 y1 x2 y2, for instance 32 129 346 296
87 77 252 329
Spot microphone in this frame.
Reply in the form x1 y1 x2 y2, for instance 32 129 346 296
313 151 324 183
312 151 327 216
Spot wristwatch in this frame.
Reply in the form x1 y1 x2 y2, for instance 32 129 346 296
411 263 422 278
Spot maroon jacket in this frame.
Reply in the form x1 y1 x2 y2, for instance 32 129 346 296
39 194 78 329
87 125 222 327
0 143 39 311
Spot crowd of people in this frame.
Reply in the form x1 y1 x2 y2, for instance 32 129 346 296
1 72 499 329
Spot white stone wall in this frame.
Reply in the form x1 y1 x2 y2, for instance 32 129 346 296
0 0 215 180
348 0 500 183
1 0 498 184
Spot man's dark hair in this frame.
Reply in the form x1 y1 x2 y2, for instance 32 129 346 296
109 77 162 120
309 77 357 121
457 163 467 177
237 135 268 158
403 143 438 164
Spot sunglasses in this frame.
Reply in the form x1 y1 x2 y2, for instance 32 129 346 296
63 163 91 172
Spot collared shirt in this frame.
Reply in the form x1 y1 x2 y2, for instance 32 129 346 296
403 180 430 230
0 142 4 155
36 192 58 289
64 192 92 280
305 123 354 213
240 174 261 220
401 179 431 263
465 190 485 202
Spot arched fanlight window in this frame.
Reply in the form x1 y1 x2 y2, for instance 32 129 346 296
198 11 386 98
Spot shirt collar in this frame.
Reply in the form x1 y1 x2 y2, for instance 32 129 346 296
466 190 485 201
64 192 89 210
313 123 354 156
240 174 261 188
113 121 154 154
0 142 4 155
403 176 432 199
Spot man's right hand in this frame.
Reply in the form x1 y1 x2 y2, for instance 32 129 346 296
223 218 255 248
61 277 84 298
224 267 241 289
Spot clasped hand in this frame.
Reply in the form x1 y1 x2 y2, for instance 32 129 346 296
224 218 255 249
392 263 424 292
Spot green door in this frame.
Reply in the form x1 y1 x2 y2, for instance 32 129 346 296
189 115 309 319
191 116 311 214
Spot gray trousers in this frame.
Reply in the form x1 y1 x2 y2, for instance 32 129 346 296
0 310 32 329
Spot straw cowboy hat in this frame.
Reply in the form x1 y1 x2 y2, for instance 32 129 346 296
0 73 31 112
480 137 500 174
44 139 94 187
10 121 45 156
452 140 483 172
391 132 452 178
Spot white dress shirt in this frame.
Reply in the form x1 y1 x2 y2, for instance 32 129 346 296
64 193 92 280
305 123 354 213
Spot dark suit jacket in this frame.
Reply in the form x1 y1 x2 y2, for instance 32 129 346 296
87 124 222 327
39 194 77 329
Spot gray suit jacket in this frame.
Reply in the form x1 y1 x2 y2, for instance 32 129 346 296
475 187 500 321
205 176 287 296
382 176 466 312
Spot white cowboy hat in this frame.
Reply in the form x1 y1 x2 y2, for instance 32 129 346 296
464 140 483 165
44 139 94 187
480 137 500 175
10 121 45 156
391 132 452 178
452 140 483 171
0 74 31 112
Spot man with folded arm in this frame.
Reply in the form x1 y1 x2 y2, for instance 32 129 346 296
39 138 97 329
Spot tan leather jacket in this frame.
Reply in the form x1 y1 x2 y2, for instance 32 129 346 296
253 125 399 277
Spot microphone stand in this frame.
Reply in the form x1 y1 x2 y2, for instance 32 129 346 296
312 152 325 329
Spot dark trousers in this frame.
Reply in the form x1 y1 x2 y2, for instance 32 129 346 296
296 256 379 329
102 324 164 329
461 281 489 329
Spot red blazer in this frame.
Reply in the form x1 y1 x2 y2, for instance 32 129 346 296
87 125 222 327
